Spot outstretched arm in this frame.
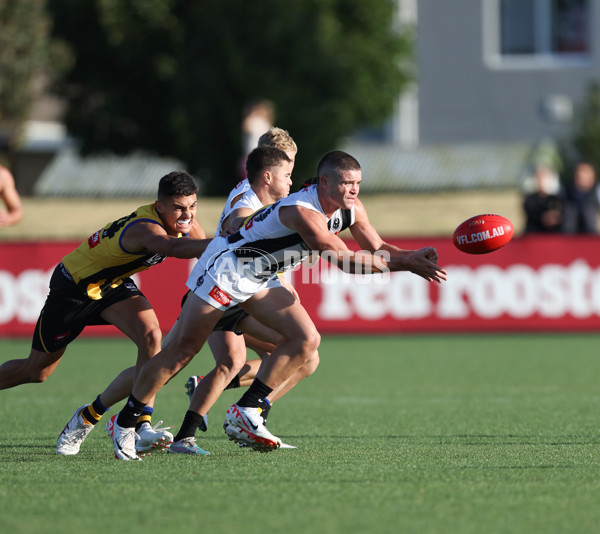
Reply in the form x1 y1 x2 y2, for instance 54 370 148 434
120 221 212 259
348 199 446 283
279 204 445 283
0 167 23 227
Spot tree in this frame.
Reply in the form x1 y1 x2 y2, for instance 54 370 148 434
559 81 600 181
0 0 50 153
47 0 413 195
572 81 600 172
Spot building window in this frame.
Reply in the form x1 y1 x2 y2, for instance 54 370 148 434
553 0 590 53
484 0 593 69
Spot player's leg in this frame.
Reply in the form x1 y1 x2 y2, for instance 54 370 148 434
236 358 262 388
235 312 321 424
0 280 102 455
236 311 318 384
58 295 167 456
206 316 278 392
0 347 65 389
243 332 275 358
101 294 162 374
95 366 136 408
225 287 320 451
100 295 174 454
197 331 248 415
169 330 247 455
112 245 262 459
183 306 264 398
115 291 223 427
1 266 83 390
268 349 320 402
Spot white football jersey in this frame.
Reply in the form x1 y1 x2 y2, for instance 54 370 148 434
235 188 263 213
215 178 251 235
225 185 355 281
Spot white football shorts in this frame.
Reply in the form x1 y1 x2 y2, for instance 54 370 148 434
186 236 282 310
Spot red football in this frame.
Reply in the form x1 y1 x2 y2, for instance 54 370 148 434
452 214 514 254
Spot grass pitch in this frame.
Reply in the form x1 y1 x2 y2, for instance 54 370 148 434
1 333 600 534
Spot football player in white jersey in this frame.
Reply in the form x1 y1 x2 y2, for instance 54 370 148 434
169 146 319 454
168 130 304 455
214 126 297 235
111 150 447 459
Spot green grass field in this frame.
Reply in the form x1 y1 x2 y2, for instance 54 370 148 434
1 334 600 534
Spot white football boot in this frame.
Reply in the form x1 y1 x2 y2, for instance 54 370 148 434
111 417 140 461
57 405 94 455
135 421 174 455
224 404 281 452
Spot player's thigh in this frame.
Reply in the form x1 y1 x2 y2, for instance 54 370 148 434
25 347 66 376
239 286 318 341
100 295 161 344
163 291 223 357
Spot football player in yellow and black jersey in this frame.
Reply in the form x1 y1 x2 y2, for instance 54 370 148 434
0 170 211 456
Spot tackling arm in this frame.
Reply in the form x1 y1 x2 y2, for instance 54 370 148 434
220 207 254 236
121 221 212 259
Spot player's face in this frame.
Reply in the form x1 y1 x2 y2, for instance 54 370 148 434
156 194 197 235
268 160 294 201
328 169 361 209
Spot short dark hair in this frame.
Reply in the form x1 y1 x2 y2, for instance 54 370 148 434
246 146 292 185
316 150 360 182
157 171 198 200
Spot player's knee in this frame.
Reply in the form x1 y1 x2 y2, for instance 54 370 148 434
215 360 243 381
299 329 321 359
27 365 53 383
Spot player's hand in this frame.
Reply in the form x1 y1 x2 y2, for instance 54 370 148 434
407 247 446 283
220 226 239 237
420 247 439 264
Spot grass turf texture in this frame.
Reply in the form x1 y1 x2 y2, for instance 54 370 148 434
1 334 600 534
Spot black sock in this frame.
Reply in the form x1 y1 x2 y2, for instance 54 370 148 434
81 395 107 426
116 394 146 428
174 411 207 442
237 379 273 408
224 374 241 390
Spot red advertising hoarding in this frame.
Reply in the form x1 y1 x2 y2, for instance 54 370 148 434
1 235 600 338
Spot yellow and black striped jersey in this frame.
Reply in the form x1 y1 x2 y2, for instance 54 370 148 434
61 204 181 300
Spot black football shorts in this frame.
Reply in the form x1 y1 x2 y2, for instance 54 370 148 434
32 263 143 353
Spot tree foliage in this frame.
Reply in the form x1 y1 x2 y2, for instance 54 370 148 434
559 81 600 181
572 81 600 172
47 0 413 194
0 0 50 150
